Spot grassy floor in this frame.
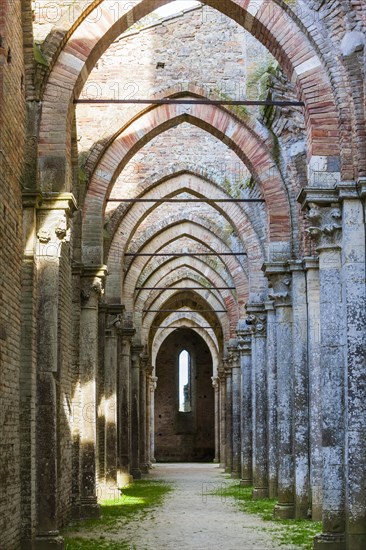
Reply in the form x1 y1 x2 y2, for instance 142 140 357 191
207 482 322 550
63 480 172 549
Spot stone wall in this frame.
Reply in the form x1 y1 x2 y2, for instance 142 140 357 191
0 0 25 547
155 329 214 462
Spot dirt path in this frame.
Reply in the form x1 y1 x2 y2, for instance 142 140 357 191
117 463 297 550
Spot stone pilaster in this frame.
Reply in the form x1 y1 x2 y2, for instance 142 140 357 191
139 352 149 474
228 340 241 479
224 355 233 474
299 189 346 549
289 261 310 519
211 376 220 464
131 344 144 479
149 375 158 464
265 301 278 499
35 193 77 549
218 366 226 469
263 263 295 519
338 181 366 550
247 305 269 499
303 257 322 521
79 265 107 519
103 306 123 493
117 326 135 486
237 322 252 487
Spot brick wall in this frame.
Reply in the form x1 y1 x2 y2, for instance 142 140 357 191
0 0 25 547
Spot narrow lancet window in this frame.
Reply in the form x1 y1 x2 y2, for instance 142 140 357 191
179 350 191 412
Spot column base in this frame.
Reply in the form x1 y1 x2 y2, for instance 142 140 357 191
219 462 226 469
296 502 310 519
117 470 133 487
35 534 64 549
132 468 142 480
313 533 346 550
140 463 149 474
80 499 100 519
231 471 241 479
253 487 269 499
240 478 252 487
213 458 220 464
274 502 295 519
225 466 232 474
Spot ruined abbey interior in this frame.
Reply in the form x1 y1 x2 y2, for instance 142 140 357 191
0 0 365 548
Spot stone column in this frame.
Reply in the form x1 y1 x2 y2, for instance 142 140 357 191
218 366 226 469
247 305 269 499
265 301 278 499
103 307 123 493
35 193 76 549
117 326 135 486
149 375 158 464
211 376 220 464
131 344 143 479
338 181 366 550
228 340 241 478
139 352 149 474
300 191 346 549
263 263 295 519
304 257 322 521
224 356 233 474
79 266 107 518
289 261 310 519
237 323 252 487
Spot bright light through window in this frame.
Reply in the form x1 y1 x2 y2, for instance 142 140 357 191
179 350 191 412
155 1 201 18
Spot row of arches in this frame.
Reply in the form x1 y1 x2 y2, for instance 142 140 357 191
0 0 365 549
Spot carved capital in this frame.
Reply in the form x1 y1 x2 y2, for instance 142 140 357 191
81 277 104 304
211 376 219 389
306 203 342 250
263 263 292 307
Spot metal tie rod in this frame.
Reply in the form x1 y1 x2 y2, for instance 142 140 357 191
150 326 218 330
143 309 227 313
125 252 247 256
136 287 235 290
107 198 265 203
75 99 304 106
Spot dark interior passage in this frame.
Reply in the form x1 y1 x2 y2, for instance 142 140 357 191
155 329 215 462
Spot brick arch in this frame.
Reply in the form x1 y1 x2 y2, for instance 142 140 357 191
105 172 266 292
134 258 237 315
38 0 342 190
135 266 234 315
151 321 221 376
82 105 291 265
84 83 274 177
138 276 227 316
133 259 239 335
147 291 227 346
142 288 230 341
122 222 249 313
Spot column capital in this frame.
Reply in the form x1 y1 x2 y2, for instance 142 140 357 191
237 319 252 354
131 344 144 368
262 263 292 308
288 260 305 272
336 181 360 201
303 256 319 271
22 191 43 208
80 265 108 304
297 187 339 210
211 376 219 388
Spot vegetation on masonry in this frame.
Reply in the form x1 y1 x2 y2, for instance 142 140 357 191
208 481 322 550
63 480 173 549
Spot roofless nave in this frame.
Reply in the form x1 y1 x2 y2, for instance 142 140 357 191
0 1 365 549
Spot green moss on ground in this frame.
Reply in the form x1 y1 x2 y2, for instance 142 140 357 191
63 480 172 549
207 482 322 549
